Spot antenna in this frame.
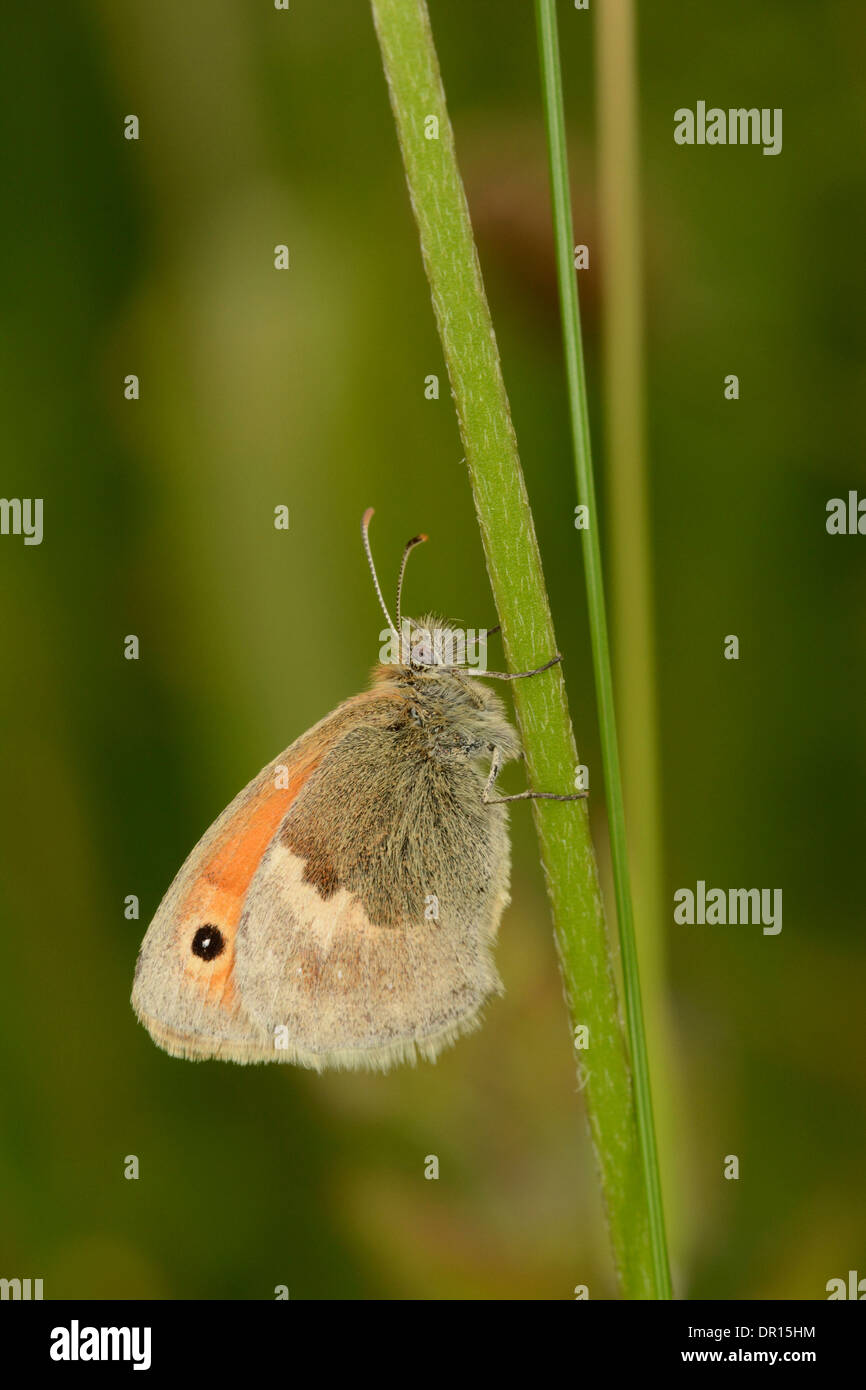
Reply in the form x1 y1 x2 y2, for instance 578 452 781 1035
396 531 428 630
361 508 399 638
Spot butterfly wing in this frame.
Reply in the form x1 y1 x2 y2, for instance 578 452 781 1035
233 712 510 1072
130 692 398 1061
132 686 511 1071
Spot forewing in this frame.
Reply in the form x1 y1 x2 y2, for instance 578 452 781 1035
131 692 397 1062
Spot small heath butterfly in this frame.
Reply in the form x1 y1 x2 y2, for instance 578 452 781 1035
131 510 585 1072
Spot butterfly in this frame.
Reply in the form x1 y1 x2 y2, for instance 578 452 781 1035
131 510 584 1072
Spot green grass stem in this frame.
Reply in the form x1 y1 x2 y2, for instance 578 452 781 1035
534 0 672 1298
370 0 659 1297
595 0 685 1272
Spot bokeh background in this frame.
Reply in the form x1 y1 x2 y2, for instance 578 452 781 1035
1 0 864 1299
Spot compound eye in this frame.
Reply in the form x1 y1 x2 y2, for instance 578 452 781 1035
191 924 225 961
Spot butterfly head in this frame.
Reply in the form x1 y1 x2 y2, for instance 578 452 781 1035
400 614 472 673
361 509 492 677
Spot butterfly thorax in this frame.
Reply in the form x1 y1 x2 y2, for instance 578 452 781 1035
369 664 520 767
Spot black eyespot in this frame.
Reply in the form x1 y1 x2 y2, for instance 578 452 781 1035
192 924 225 961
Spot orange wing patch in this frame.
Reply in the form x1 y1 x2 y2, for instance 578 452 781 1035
176 756 321 1008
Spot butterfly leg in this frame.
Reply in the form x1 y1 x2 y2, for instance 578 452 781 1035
482 745 589 805
481 654 563 681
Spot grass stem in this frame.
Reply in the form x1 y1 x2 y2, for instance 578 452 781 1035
595 0 684 1273
534 0 672 1298
370 0 659 1296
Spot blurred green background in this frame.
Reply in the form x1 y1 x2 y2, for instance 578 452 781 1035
1 0 864 1299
